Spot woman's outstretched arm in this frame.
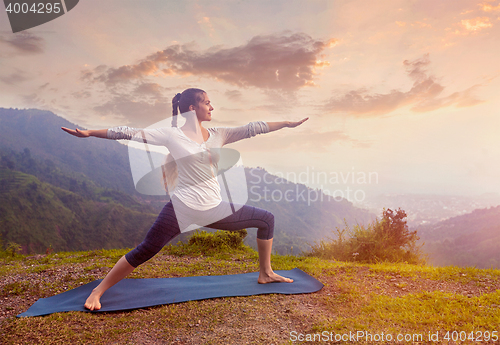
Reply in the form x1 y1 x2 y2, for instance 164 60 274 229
267 118 309 132
61 127 109 139
62 126 169 146
222 118 309 146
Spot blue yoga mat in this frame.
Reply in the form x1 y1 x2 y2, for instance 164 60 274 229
18 268 323 317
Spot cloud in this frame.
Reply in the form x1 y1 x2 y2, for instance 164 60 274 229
71 90 91 99
95 60 160 85
0 69 30 85
0 32 44 55
83 33 337 91
83 82 176 126
461 17 493 32
411 84 484 112
92 94 170 127
322 54 484 117
225 90 242 101
133 82 171 99
80 65 107 81
21 93 46 107
480 1 500 12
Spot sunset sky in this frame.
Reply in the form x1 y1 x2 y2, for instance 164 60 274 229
1 0 499 202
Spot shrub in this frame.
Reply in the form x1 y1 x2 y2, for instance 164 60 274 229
5 242 22 257
188 229 247 251
307 208 424 264
165 229 248 256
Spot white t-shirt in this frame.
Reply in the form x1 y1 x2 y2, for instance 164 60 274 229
107 114 269 210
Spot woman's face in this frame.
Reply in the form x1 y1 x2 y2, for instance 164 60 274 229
190 92 214 122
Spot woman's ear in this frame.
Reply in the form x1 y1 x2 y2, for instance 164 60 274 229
189 104 195 111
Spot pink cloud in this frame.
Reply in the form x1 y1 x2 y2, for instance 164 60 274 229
83 33 337 91
0 32 44 55
0 69 31 85
92 94 170 127
322 54 484 117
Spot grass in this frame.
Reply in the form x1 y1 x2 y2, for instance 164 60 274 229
1 236 500 344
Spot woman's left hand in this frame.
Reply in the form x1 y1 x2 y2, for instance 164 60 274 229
61 127 91 138
288 117 309 128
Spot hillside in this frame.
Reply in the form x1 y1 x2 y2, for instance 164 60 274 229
0 169 158 253
1 244 500 344
417 206 500 268
0 107 135 193
360 193 500 227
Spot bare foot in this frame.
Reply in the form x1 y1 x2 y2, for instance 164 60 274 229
84 289 102 311
258 271 294 284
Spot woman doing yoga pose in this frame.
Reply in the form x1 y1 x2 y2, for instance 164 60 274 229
62 88 308 311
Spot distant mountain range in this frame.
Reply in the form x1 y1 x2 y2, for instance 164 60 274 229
417 206 500 268
0 107 375 255
358 193 500 227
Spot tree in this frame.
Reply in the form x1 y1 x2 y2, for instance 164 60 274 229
307 208 424 264
378 208 419 249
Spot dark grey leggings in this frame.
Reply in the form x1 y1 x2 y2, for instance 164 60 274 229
125 200 274 268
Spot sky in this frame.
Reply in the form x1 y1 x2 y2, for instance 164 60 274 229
1 0 499 203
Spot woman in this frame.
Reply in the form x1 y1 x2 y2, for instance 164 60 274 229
62 88 308 311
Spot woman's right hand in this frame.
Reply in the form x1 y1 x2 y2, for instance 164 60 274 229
61 127 90 138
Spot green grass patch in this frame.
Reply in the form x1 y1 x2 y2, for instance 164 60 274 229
314 290 500 343
368 261 500 283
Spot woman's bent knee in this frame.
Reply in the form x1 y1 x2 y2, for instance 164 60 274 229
125 243 163 268
256 210 274 240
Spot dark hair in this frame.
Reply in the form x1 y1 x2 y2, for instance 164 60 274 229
171 88 206 127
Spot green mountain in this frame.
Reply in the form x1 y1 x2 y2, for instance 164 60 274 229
0 107 135 193
0 169 157 253
417 206 500 268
